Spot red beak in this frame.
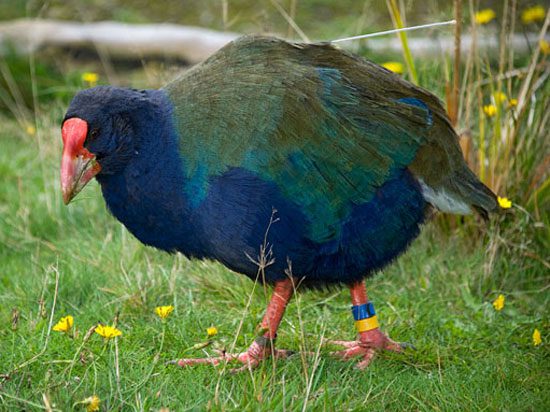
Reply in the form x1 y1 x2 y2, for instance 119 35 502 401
61 118 101 204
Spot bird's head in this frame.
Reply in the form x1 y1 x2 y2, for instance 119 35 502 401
61 86 149 204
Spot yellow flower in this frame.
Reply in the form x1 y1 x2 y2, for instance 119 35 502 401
493 91 507 104
25 124 36 136
533 328 542 346
95 324 122 339
85 395 100 412
483 104 497 117
155 305 174 319
492 294 505 311
475 9 496 25
53 315 74 333
521 5 546 24
206 326 218 337
497 196 512 209
508 98 518 108
381 61 404 74
81 72 99 87
540 39 550 55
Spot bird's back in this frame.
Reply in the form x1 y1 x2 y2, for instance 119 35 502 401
159 36 498 284
166 36 497 215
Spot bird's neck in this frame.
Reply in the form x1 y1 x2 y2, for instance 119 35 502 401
96 90 203 256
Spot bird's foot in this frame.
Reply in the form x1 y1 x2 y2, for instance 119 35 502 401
172 337 294 373
325 328 414 369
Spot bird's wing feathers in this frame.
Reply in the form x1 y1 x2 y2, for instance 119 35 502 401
165 36 437 240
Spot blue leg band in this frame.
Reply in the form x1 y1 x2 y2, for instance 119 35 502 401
351 302 376 321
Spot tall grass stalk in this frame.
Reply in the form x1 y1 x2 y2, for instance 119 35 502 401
457 2 549 213
386 0 418 84
449 0 462 126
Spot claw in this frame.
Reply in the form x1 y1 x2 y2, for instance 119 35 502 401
165 359 179 365
399 341 417 351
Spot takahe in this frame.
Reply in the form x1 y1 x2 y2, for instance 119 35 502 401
61 36 500 369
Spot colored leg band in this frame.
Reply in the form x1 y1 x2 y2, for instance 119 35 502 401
355 316 380 332
351 302 376 321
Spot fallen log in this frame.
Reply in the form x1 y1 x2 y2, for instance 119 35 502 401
0 19 239 64
0 18 544 64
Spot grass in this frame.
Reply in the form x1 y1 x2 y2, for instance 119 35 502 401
0 107 548 410
1 1 549 410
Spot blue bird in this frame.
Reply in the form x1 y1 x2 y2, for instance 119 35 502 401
60 36 500 369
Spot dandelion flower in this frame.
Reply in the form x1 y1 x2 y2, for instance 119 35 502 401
521 5 546 24
507 98 518 108
497 196 512 209
25 124 36 136
381 61 404 74
53 315 74 333
483 104 497 117
81 72 99 87
492 294 505 311
533 328 542 346
95 324 122 339
475 9 496 25
155 305 174 319
493 91 507 104
85 395 100 412
540 39 550 55
207 326 218 337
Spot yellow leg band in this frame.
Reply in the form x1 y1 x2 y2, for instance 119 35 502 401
355 316 379 332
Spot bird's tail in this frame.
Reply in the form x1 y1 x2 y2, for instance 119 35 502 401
419 165 500 219
450 166 500 219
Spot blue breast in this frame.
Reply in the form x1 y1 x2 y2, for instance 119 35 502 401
194 167 427 285
101 160 426 286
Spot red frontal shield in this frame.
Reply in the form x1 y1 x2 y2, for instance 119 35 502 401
61 118 101 204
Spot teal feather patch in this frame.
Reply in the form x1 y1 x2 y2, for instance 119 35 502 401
184 162 208 207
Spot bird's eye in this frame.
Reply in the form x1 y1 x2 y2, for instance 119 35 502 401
89 128 100 140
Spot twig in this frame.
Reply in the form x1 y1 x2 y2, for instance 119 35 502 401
473 63 549 87
286 0 297 39
269 0 309 42
300 324 325 412
66 324 96 379
214 209 280 403
42 393 53 412
114 335 122 407
0 391 54 410
331 19 456 43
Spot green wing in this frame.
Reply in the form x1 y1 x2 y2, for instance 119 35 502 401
164 36 445 240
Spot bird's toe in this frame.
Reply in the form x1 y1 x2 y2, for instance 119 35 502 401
327 329 412 368
172 346 296 371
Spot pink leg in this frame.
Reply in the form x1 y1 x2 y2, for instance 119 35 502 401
175 278 295 371
327 280 412 369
